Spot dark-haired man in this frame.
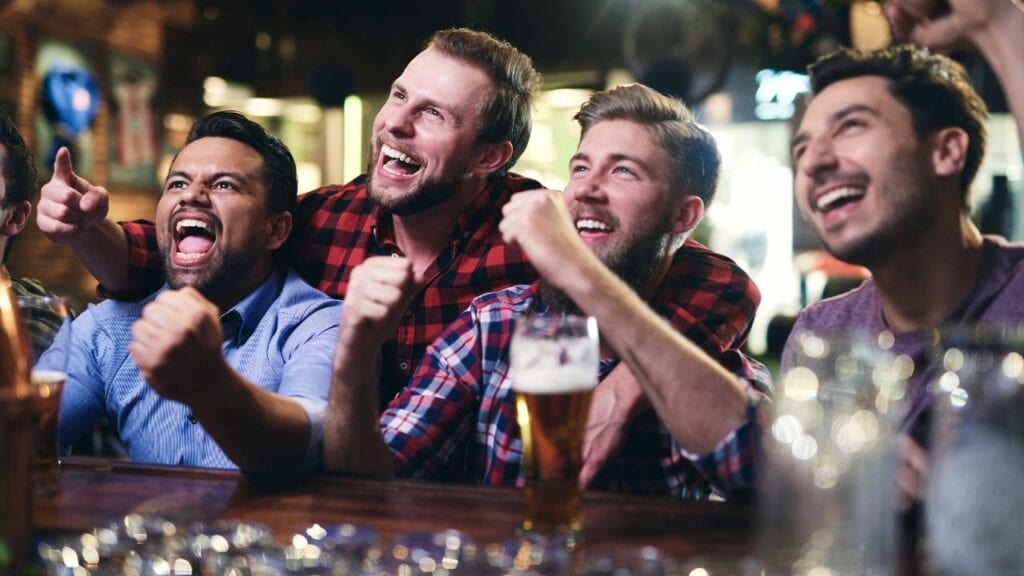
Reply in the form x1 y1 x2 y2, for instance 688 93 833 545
783 0 1024 507
1 111 46 299
41 112 340 471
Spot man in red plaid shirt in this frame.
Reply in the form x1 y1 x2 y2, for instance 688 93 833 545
36 30 761 484
323 85 769 499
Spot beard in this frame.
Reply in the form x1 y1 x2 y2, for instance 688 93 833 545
365 147 465 216
540 207 674 314
159 213 265 301
817 166 935 266
162 247 264 300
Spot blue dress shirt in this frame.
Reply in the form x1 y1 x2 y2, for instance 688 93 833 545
47 268 341 469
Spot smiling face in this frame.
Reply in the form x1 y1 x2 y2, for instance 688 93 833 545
156 137 289 307
366 47 496 216
563 119 681 289
792 75 938 266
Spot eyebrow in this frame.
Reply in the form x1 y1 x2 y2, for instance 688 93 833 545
792 103 881 152
571 151 655 175
165 170 251 184
391 81 464 126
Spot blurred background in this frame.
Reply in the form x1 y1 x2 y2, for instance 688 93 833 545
1 0 1020 366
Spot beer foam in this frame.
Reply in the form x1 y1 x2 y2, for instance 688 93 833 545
31 370 67 384
510 366 596 394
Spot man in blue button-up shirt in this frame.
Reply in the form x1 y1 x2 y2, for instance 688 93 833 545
42 112 340 471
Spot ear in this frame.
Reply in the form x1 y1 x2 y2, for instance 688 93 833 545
473 140 514 177
0 201 32 236
264 211 293 251
930 127 969 179
670 195 705 236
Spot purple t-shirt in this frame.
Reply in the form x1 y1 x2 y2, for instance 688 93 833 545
781 236 1024 440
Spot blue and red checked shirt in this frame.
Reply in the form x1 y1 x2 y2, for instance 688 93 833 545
382 246 771 501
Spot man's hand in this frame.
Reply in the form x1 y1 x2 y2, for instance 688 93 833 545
335 256 418 362
36 147 110 245
886 0 1017 49
896 433 930 511
499 189 591 287
579 367 650 488
130 287 229 403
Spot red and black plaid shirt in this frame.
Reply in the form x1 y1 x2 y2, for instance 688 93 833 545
113 173 761 405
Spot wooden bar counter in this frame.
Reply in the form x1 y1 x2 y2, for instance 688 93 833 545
33 458 756 561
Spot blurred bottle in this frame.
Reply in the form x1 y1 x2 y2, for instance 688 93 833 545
0 274 36 571
979 174 1014 240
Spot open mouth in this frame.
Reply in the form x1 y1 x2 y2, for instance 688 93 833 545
575 217 616 245
380 144 422 177
814 186 866 214
172 216 217 266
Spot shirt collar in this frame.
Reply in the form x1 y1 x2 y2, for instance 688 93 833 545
221 268 283 345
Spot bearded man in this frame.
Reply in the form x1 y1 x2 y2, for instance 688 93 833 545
44 112 340 471
323 84 769 501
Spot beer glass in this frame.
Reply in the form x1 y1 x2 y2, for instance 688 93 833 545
759 330 909 575
927 327 1024 575
510 314 599 540
17 295 71 495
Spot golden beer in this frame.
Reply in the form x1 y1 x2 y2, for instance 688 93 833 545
31 370 66 494
510 314 598 538
515 385 593 534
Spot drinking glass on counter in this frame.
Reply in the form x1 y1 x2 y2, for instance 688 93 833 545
17 294 71 495
510 314 599 542
927 327 1024 576
759 330 910 575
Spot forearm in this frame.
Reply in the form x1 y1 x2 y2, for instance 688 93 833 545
971 1 1024 143
321 344 394 478
73 219 133 292
566 256 749 454
187 368 315 472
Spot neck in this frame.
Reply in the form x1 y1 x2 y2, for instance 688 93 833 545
206 256 276 314
871 215 984 333
391 177 489 278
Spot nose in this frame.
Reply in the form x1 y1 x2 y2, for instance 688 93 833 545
796 136 838 177
380 104 413 137
178 182 211 206
567 172 608 205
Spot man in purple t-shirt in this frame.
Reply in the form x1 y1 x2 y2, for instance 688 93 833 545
783 0 1024 508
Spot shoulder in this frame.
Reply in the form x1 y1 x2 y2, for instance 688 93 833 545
792 280 878 335
274 270 343 319
295 177 371 214
500 173 544 195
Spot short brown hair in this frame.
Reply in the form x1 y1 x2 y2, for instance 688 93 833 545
427 28 541 179
808 45 988 208
574 83 721 206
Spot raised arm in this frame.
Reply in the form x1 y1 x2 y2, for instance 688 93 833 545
499 189 750 456
36 147 133 291
888 0 1024 143
322 256 418 477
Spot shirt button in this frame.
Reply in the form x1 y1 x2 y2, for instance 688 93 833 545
462 231 470 239
404 309 412 317
390 253 401 258
400 362 409 371
187 414 198 424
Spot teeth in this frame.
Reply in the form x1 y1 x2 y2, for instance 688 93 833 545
175 251 206 263
576 219 611 232
382 145 417 165
175 219 209 234
815 187 864 211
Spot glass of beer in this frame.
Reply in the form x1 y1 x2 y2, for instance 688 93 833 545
510 313 599 541
16 295 71 495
